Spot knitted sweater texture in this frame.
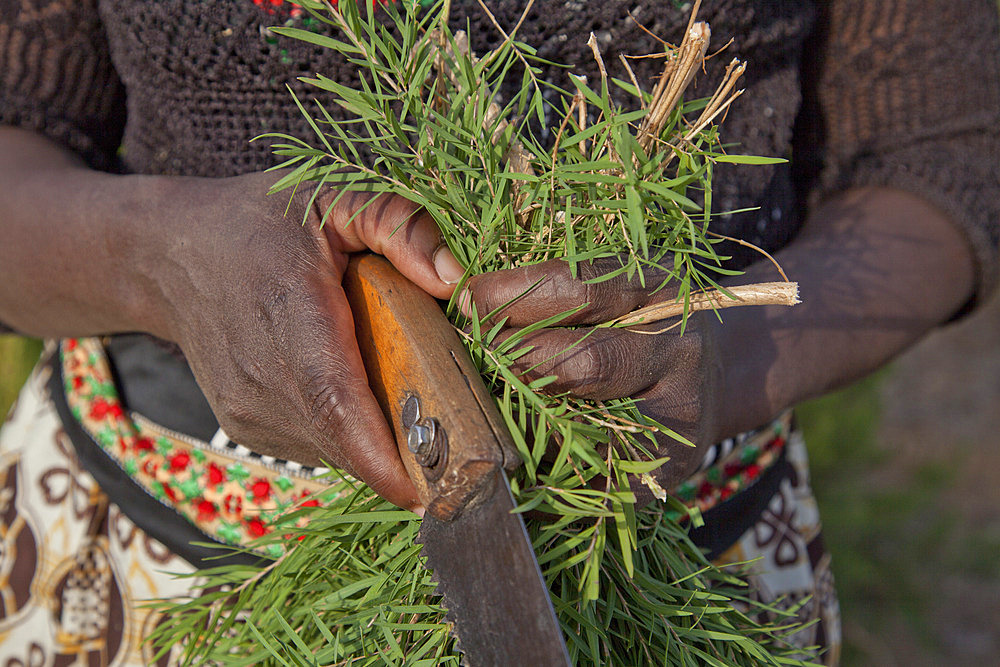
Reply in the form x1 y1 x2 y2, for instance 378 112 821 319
2 0 999 295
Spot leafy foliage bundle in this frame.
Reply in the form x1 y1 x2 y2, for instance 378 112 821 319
151 1 812 664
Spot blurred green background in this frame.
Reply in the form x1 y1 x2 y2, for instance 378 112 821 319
0 336 41 416
5 293 998 667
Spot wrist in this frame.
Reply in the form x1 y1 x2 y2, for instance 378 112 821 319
89 173 185 341
703 296 783 442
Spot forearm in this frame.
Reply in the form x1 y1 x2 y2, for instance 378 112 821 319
0 127 168 338
711 186 976 440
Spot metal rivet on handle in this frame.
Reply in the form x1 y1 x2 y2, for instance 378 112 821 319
409 419 448 481
408 420 433 455
401 394 421 430
401 395 448 481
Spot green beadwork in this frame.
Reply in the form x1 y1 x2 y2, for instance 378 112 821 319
739 445 759 465
227 462 251 482
179 477 203 500
97 428 117 449
218 522 242 545
155 437 173 456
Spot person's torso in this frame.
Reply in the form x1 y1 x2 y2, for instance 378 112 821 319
98 0 817 263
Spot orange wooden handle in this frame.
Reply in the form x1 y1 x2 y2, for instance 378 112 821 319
343 254 519 521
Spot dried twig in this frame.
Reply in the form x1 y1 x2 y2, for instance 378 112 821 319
612 282 800 328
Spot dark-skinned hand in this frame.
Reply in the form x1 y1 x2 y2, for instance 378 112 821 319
466 258 722 494
141 172 463 513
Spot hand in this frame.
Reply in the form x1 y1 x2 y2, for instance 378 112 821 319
141 172 463 511
466 258 722 492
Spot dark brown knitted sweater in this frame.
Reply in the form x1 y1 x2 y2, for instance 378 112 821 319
2 0 999 296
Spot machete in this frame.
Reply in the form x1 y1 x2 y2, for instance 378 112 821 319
343 254 571 666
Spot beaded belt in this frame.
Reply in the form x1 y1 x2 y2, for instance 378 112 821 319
57 337 331 560
56 336 791 563
673 412 792 516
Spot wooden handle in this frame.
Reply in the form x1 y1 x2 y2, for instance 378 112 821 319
343 254 519 521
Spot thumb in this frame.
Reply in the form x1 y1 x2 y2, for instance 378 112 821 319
321 190 464 299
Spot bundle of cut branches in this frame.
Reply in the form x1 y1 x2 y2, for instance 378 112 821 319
150 1 810 664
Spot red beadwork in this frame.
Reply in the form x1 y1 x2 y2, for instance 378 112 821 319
197 499 219 521
134 437 154 452
223 493 243 518
251 478 272 502
89 397 112 420
170 451 192 472
206 462 226 486
162 483 178 503
246 517 269 537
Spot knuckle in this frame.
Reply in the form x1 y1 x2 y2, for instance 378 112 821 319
582 338 628 395
546 335 616 397
367 195 420 245
255 281 295 329
305 372 348 435
299 356 358 447
566 340 606 385
564 331 655 399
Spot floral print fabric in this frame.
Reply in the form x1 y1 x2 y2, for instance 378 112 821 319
0 345 195 665
60 337 330 558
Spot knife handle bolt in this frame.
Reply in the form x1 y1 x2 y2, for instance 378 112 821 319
402 395 448 480
407 418 448 478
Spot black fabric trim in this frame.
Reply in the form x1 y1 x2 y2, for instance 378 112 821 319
47 353 267 570
688 446 794 561
105 334 220 443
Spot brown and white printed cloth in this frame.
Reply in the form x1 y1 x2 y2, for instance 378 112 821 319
0 345 194 666
713 432 842 665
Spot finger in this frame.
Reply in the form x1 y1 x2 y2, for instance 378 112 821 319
499 326 672 400
631 380 710 489
322 190 463 300
466 258 672 327
301 281 422 511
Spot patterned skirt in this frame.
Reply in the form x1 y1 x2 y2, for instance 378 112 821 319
0 339 841 665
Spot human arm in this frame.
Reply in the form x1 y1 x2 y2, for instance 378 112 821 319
0 126 466 510
0 0 482 511
466 186 974 489
464 0 999 494
0 124 468 511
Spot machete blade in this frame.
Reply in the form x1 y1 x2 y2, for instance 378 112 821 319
343 254 570 664
418 467 571 667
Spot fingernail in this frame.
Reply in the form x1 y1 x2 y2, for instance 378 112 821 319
412 504 426 518
458 287 474 319
433 244 465 285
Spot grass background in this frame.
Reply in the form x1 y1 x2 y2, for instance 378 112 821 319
0 336 41 416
